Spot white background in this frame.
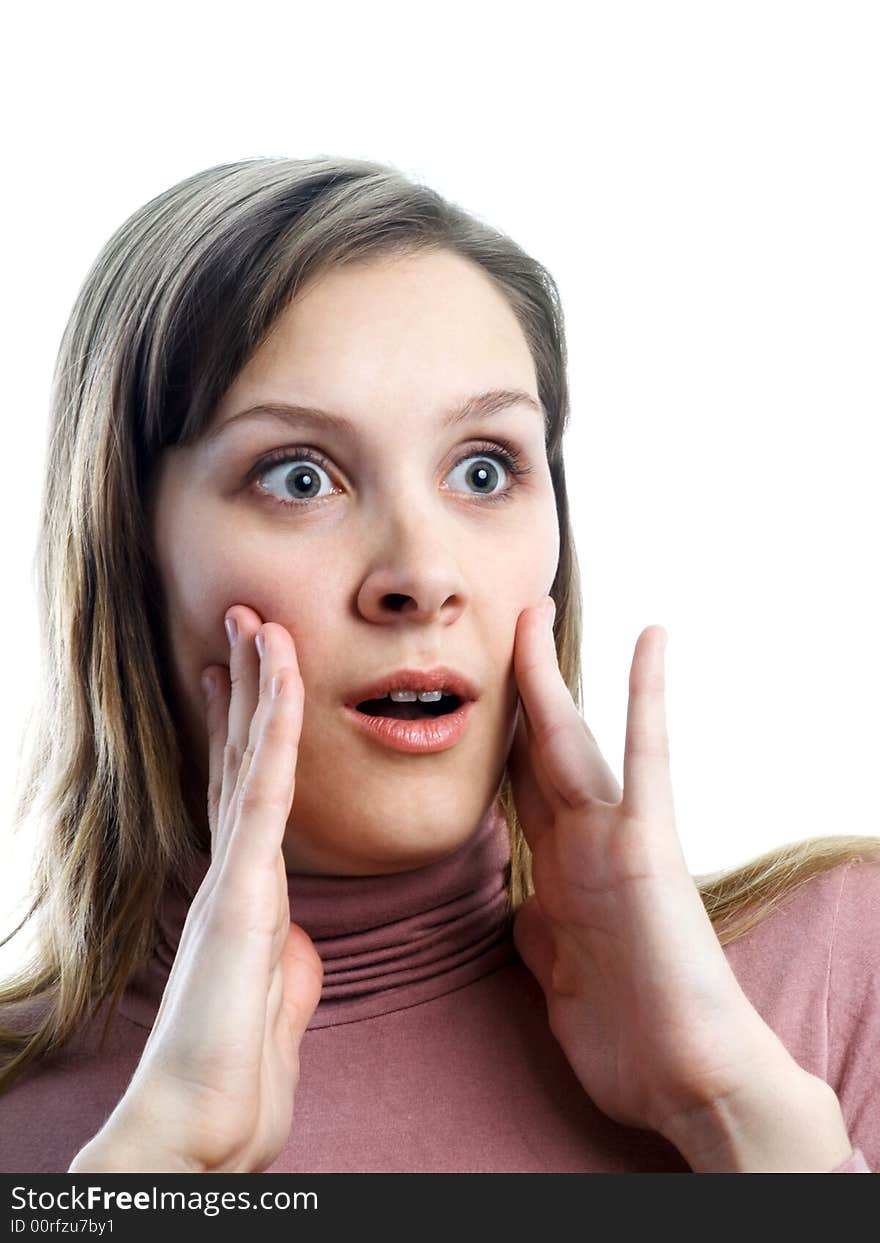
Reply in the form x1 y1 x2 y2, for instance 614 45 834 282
2 1 878 974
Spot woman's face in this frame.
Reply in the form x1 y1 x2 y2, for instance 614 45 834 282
150 248 560 874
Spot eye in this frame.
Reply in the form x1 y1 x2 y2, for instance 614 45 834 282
249 440 533 511
257 455 335 505
445 452 512 498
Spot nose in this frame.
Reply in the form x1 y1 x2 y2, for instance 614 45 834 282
354 512 469 625
356 575 467 625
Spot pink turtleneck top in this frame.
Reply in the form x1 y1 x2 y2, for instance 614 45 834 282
0 801 876 1173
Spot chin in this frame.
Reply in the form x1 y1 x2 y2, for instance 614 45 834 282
284 794 484 875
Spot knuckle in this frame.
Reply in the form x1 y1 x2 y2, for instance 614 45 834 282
206 781 221 820
561 782 594 811
274 668 304 706
534 716 573 749
633 674 665 695
240 743 256 771
260 707 293 741
238 783 290 818
626 732 670 759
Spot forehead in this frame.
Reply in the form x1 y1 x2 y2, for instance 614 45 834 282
213 249 539 427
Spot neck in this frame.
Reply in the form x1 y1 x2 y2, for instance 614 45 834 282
119 797 516 1030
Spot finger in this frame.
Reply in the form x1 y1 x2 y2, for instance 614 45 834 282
622 626 675 824
506 700 554 850
201 664 231 857
512 894 557 996
226 621 305 877
514 598 616 811
219 606 265 831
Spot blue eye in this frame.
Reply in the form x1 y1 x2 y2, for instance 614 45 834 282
249 441 533 512
260 456 332 504
446 454 509 498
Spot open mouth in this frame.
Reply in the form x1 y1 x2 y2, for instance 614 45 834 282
355 694 463 720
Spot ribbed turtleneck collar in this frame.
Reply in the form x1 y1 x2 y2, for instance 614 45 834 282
119 799 516 1031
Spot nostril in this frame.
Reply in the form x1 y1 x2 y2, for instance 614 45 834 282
383 594 410 613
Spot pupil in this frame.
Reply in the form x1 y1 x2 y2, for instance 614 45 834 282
469 461 497 493
288 467 319 499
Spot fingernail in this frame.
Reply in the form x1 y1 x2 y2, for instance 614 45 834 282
543 596 556 625
201 672 215 700
224 616 238 646
255 632 265 661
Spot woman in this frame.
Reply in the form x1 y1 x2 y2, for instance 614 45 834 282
1 157 877 1173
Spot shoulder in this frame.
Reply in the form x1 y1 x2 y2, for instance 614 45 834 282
830 856 880 943
823 858 880 1172
726 854 880 943
721 859 860 968
0 994 54 1036
734 854 880 1073
719 859 875 1061
827 857 880 1009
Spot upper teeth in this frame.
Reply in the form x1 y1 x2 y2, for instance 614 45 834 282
377 689 447 702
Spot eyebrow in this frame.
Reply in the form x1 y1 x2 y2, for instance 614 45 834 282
205 387 545 443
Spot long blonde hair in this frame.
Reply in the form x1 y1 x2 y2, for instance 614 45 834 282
2 156 878 1094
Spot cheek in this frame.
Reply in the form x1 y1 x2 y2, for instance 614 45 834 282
482 504 558 661
489 502 559 600
156 501 302 660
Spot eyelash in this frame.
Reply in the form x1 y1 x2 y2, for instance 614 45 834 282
248 439 534 512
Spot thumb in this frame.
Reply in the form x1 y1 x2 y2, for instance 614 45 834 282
512 894 556 995
279 922 324 1045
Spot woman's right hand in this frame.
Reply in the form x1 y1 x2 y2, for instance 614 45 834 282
69 606 323 1174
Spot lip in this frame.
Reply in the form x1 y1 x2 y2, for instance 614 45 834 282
343 666 481 707
343 699 475 753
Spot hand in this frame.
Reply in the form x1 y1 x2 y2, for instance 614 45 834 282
509 599 799 1141
70 606 323 1173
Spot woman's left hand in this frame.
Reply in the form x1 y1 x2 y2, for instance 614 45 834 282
508 598 801 1141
